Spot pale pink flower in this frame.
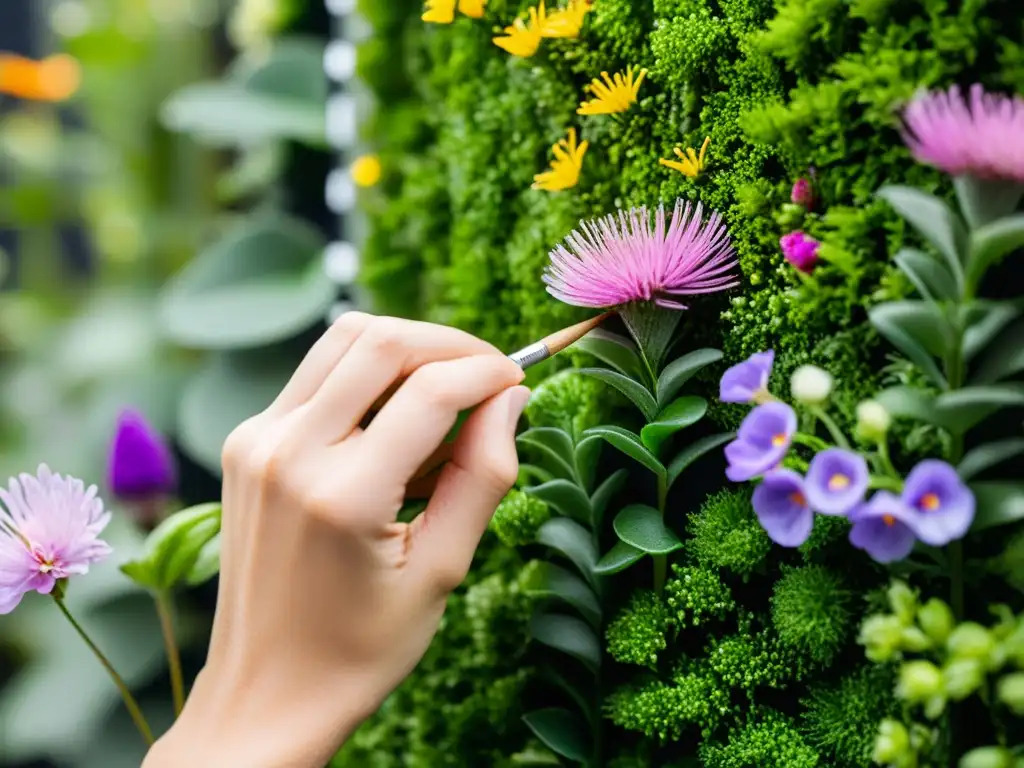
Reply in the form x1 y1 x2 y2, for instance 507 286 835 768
543 199 738 309
0 465 112 614
901 84 1024 182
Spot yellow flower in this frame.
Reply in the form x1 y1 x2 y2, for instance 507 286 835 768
493 3 546 58
422 0 456 23
351 154 382 188
533 127 588 192
577 66 646 116
542 0 591 38
659 136 711 178
457 0 487 18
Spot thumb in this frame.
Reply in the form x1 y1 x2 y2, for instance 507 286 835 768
410 385 530 594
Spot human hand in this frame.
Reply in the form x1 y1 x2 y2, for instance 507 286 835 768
143 314 529 768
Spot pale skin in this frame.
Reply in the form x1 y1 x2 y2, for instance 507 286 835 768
142 314 530 768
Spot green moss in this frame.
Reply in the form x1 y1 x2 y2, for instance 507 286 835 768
490 490 551 548
607 589 670 668
699 708 821 768
606 665 730 742
523 368 607 439
686 489 772 577
771 565 853 666
664 563 736 628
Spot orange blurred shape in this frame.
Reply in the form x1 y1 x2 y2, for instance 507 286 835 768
0 53 81 102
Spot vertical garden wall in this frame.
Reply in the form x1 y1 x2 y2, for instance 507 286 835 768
343 0 1024 766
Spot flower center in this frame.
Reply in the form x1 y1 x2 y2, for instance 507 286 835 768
32 550 56 574
882 514 896 527
789 491 807 507
920 492 941 512
828 473 850 491
771 433 788 447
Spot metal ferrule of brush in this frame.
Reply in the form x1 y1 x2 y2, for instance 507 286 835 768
508 342 551 370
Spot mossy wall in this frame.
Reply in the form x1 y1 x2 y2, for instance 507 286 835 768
348 0 1024 764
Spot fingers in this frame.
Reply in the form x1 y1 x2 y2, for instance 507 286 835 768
362 355 525 484
265 312 371 416
409 386 530 593
301 318 504 444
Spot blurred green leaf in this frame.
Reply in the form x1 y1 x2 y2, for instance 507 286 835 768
216 143 287 203
526 480 592 525
525 563 601 628
875 386 939 425
536 518 598 589
579 368 657 421
159 216 332 350
934 385 1024 434
593 540 645 575
868 301 952 388
958 439 1024 481
971 482 1024 531
666 432 733 488
656 348 722 409
529 613 600 673
970 315 1024 385
877 185 967 292
893 248 958 302
522 708 590 763
186 532 222 586
961 302 1020 362
178 348 297 474
966 213 1024 291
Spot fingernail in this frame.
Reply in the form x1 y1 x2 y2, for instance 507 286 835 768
507 386 531 433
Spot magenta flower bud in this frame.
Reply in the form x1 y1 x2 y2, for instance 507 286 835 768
107 408 177 501
780 231 821 274
791 178 814 208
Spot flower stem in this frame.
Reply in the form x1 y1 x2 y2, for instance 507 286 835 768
155 591 185 717
53 595 154 745
876 438 900 479
868 475 903 493
809 405 850 449
653 473 668 594
792 432 829 452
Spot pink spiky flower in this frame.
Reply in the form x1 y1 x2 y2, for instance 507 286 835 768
543 199 739 310
0 464 112 614
901 84 1024 182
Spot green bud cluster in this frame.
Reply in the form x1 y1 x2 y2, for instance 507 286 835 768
664 564 736 628
523 369 605 440
605 671 724 743
698 708 820 767
770 565 853 666
489 490 551 548
607 590 670 668
686 489 772 578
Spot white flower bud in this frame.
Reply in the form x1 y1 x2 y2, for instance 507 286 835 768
790 365 833 405
856 400 892 440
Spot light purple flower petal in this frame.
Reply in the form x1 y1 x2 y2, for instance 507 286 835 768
724 402 797 482
901 459 975 547
752 469 814 547
0 464 112 615
107 408 177 500
805 448 869 516
720 350 775 403
543 199 739 310
848 492 919 563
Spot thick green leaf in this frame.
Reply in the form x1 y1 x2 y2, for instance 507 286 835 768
958 439 1024 481
868 301 952 388
971 482 1024 531
522 709 591 764
571 328 645 380
530 613 601 673
667 432 734 488
640 396 707 455
934 384 1024 434
893 248 958 302
656 348 722 408
527 480 592 525
119 503 222 590
517 428 578 482
159 216 332 350
874 386 939 425
593 540 645 575
590 469 628 528
525 563 602 627
971 315 1024 385
579 368 658 421
178 348 297 474
877 185 967 290
186 532 222 586
612 504 683 554
536 518 599 589
582 426 666 480
967 213 1024 291
573 435 602 494
520 464 556 486
961 302 1020 362
954 175 1024 229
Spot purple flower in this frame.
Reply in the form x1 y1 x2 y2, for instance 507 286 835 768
720 350 774 404
848 492 919 564
107 408 177 500
901 84 1024 182
0 465 112 614
753 469 814 547
543 199 739 310
791 178 814 208
901 460 974 547
780 231 821 274
805 448 869 516
724 402 797 482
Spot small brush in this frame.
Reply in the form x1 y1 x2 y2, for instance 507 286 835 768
507 311 613 370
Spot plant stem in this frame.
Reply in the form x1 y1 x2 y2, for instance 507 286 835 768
155 591 185 717
876 438 900 479
653 473 669 594
809 405 850 449
792 432 830 452
53 595 154 745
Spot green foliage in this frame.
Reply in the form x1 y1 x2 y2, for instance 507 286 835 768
685 489 771 577
771 565 854 666
490 490 552 547
607 590 669 668
801 664 898 767
606 664 731 741
699 708 821 768
664 564 736 628
704 610 812 691
523 369 607 439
